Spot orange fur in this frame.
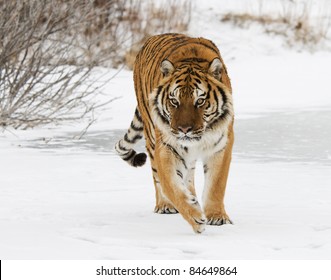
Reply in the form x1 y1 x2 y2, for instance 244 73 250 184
117 33 234 233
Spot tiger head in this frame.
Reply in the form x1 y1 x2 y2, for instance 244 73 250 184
150 58 233 144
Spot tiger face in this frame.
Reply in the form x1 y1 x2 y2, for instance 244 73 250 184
150 58 233 144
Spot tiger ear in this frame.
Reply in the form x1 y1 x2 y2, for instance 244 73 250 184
161 60 175 76
209 58 222 80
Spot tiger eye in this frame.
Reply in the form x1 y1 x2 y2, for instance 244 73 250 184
196 98 205 106
170 98 179 107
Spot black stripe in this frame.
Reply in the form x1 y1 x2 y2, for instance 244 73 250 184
147 147 154 160
178 57 209 63
214 134 224 147
145 128 155 150
194 71 202 79
205 87 211 98
204 110 217 119
137 78 154 130
122 150 135 161
212 89 219 112
208 108 231 129
217 86 227 104
159 36 190 62
143 123 155 150
130 121 143 131
124 133 143 144
196 41 219 55
155 85 163 96
215 146 227 154
164 143 187 169
118 141 129 152
197 91 207 98
162 39 219 66
155 107 169 125
176 170 183 179
135 108 143 122
172 84 182 92
161 88 169 116
220 108 231 121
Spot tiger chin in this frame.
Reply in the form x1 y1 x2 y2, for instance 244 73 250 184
115 33 234 233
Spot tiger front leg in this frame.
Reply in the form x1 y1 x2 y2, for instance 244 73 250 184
155 144 206 233
203 128 234 226
152 170 178 214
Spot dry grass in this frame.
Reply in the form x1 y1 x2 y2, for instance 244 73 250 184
124 0 192 69
221 0 331 50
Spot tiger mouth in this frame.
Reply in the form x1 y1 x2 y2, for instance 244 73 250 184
170 130 203 141
176 134 202 141
169 128 203 141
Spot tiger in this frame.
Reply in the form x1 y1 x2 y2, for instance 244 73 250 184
115 33 234 233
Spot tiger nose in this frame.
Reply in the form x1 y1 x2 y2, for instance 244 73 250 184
178 125 192 134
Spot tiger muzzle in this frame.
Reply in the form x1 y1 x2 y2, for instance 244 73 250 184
171 103 204 138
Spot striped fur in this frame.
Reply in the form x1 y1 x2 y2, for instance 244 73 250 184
115 33 235 233
115 108 146 167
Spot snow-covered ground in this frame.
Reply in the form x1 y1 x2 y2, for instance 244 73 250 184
1 0 331 259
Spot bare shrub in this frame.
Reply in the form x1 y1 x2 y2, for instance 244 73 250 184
221 0 331 50
0 0 100 129
0 0 191 129
46 0 192 68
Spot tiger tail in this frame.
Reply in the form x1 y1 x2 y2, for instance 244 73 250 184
114 107 147 167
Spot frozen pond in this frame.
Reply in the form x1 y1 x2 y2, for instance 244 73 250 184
234 110 331 165
25 110 331 165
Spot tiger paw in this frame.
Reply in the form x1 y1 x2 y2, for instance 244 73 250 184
154 203 178 214
189 202 206 233
192 216 206 234
206 213 233 226
187 207 206 234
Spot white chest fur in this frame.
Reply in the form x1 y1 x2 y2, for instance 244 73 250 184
167 127 229 166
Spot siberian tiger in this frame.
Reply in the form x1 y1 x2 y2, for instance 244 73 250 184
115 33 234 233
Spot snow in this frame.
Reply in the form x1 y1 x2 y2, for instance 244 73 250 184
1 0 331 260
